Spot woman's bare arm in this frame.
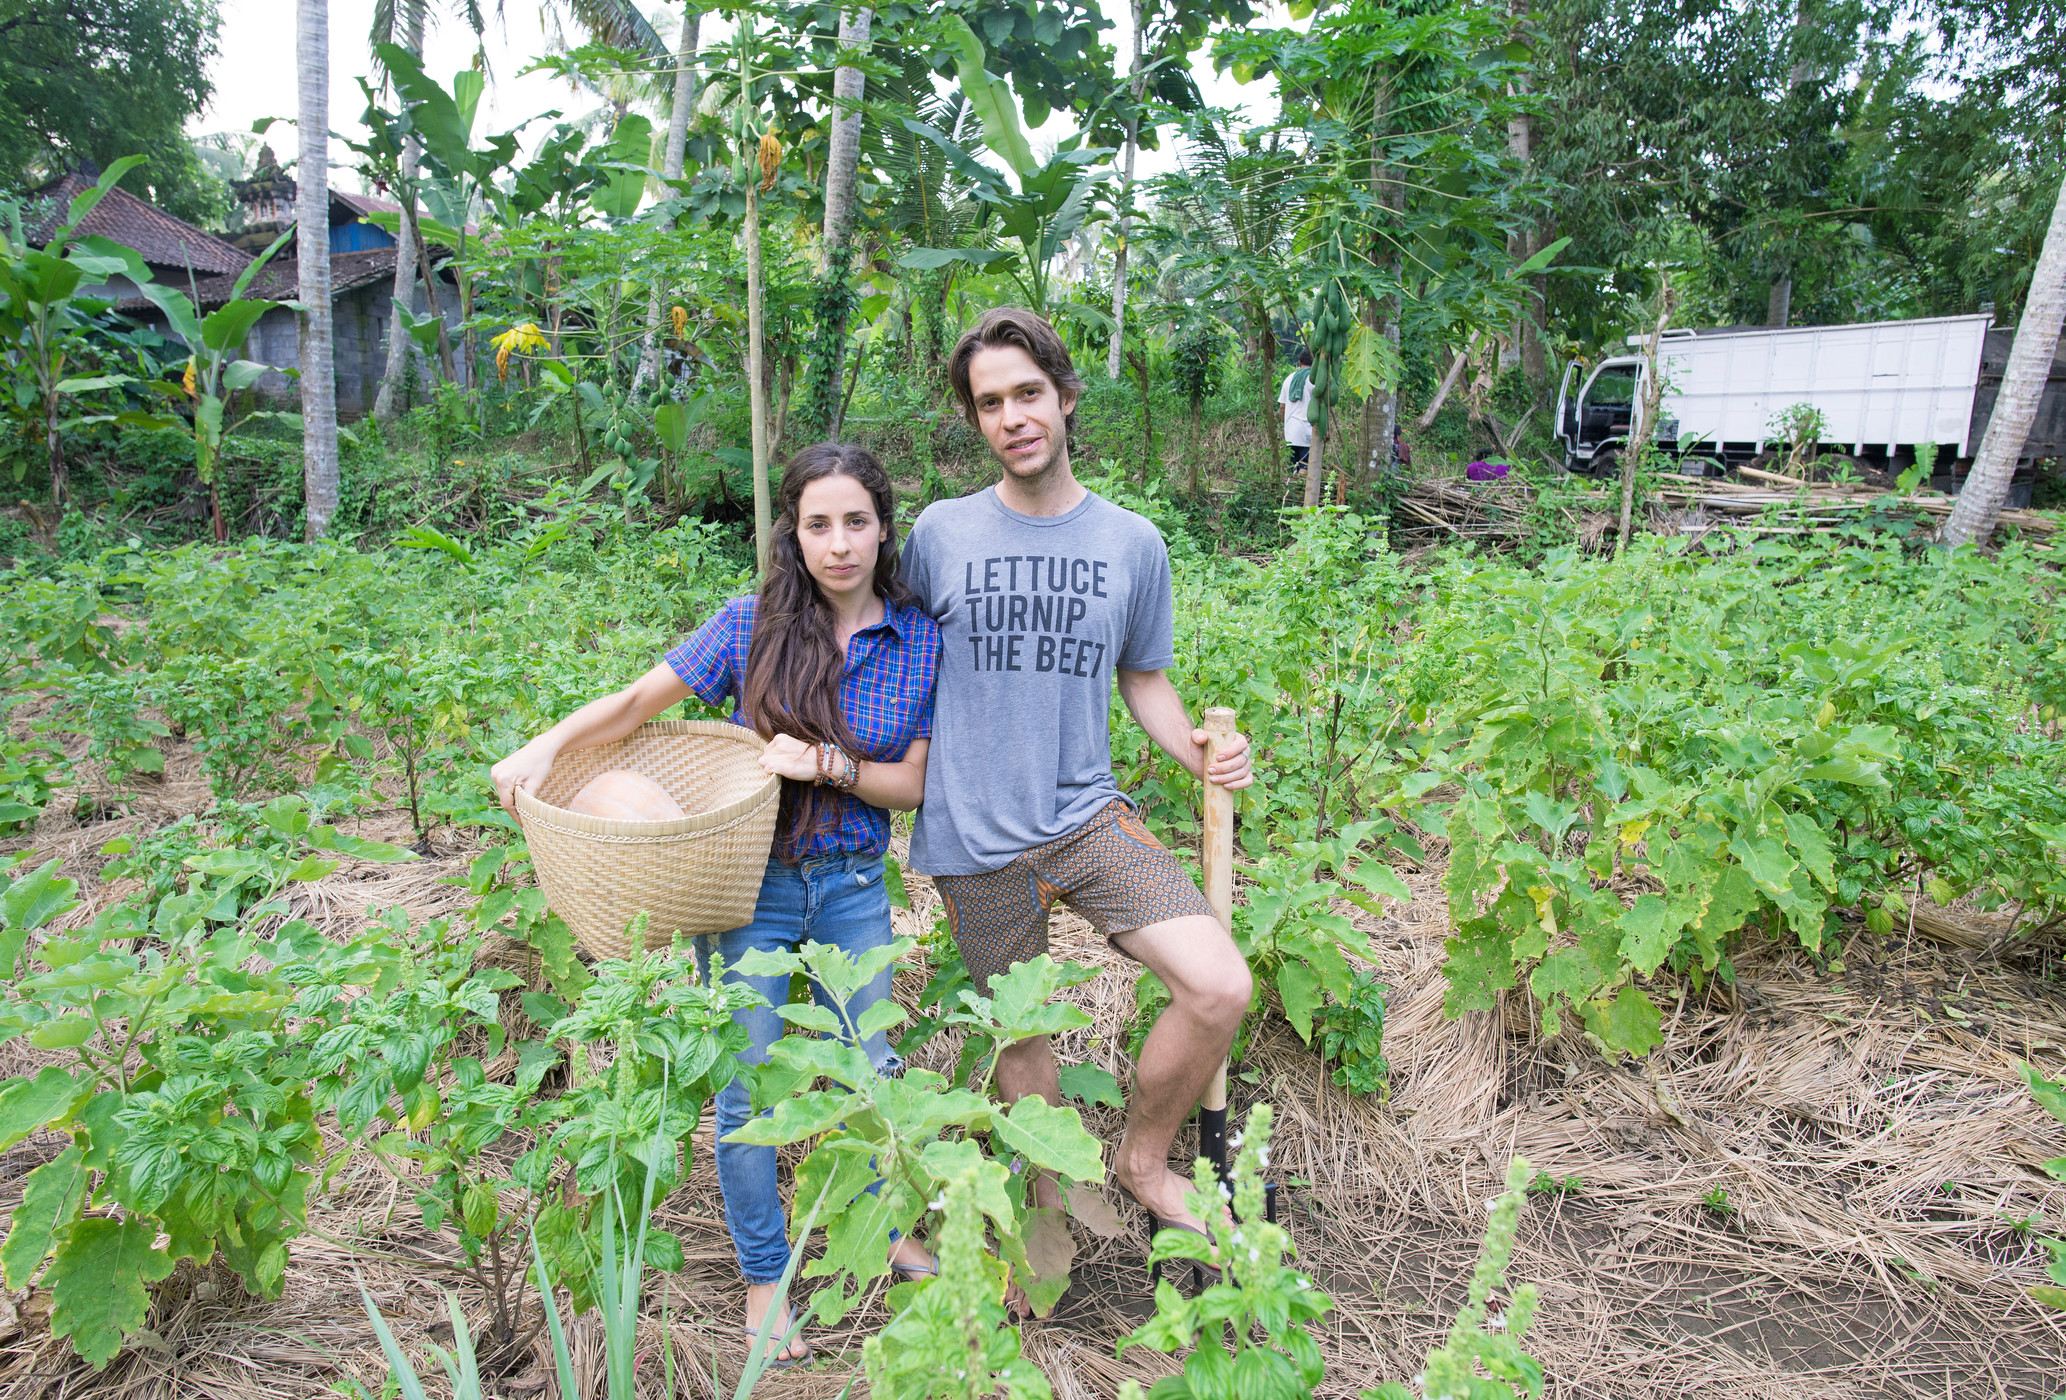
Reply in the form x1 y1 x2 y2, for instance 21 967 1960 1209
490 662 693 814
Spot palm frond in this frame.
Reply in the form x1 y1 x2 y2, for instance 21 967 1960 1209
555 0 667 58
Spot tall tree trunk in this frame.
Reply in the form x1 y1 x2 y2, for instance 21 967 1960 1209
746 175 772 573
1305 420 1325 509
1363 83 1403 492
373 2 425 420
1253 303 1275 433
1105 0 1146 380
44 379 66 508
1766 277 1791 329
1942 171 2066 548
635 7 701 391
1506 0 1546 388
1359 295 1381 489
816 4 871 436
298 0 340 541
1616 275 1675 556
821 7 870 261
415 229 457 382
1766 0 1811 331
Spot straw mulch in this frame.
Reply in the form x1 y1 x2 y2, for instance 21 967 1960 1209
2 787 2065 1399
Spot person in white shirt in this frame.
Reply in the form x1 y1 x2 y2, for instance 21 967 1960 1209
1278 347 1313 474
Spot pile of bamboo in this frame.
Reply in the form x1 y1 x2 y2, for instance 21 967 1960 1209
1388 468 2061 545
1652 472 2061 538
1391 475 1539 541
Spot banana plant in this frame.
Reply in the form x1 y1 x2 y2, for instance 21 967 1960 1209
126 229 297 544
360 43 532 384
0 156 154 506
893 26 1116 328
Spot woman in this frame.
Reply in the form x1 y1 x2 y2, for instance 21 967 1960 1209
490 443 940 1365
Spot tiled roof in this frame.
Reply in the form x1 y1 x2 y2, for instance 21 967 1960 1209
114 247 407 314
332 190 403 221
27 174 250 276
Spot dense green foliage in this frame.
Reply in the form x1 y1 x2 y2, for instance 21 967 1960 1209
0 0 224 222
0 0 2061 1386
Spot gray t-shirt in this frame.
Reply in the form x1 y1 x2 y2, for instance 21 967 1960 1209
900 487 1175 875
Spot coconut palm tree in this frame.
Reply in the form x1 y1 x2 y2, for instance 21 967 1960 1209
371 0 430 419
634 4 704 391
369 1 492 418
1150 117 1302 429
806 3 871 435
1942 169 2066 547
299 0 340 539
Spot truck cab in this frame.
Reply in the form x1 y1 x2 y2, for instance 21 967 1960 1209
1556 357 1644 473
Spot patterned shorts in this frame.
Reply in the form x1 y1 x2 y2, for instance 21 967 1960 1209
934 799 1216 991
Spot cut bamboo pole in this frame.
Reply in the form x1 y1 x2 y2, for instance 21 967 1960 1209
1199 707 1236 1188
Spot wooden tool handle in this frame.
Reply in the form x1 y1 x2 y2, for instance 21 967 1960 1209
1201 707 1237 1116
1201 707 1236 932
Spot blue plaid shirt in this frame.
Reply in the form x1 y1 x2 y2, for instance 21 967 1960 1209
662 595 939 859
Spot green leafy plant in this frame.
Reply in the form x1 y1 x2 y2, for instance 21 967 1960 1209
2017 1061 2066 1310
865 1163 1052 1400
1524 1171 1581 1196
1118 1104 1332 1399
1417 556 1912 1057
730 939 1106 1321
526 942 759 1314
0 800 415 1366
124 225 299 543
1362 1159 1544 1400
0 155 154 503
1315 969 1389 1096
1766 402 1827 479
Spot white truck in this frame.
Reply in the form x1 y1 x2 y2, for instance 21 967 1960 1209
1554 313 2066 502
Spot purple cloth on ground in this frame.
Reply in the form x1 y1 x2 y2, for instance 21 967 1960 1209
1465 460 1511 481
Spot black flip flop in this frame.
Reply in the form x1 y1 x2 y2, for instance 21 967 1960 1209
1115 1184 1223 1289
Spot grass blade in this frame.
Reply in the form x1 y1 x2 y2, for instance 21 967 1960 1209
355 1280 433 1400
530 1230 581 1400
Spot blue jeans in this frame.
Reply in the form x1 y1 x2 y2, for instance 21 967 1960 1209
698 852 901 1283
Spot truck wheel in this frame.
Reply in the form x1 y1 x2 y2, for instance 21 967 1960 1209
1591 448 1619 481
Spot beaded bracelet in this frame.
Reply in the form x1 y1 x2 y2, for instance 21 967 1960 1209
815 742 860 791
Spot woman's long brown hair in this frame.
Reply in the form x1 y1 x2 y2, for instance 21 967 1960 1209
741 442 915 863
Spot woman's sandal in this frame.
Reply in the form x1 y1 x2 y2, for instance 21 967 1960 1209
1115 1183 1223 1289
889 1250 940 1284
741 1314 811 1370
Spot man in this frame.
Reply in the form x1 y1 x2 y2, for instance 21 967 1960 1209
1278 347 1314 475
899 306 1254 1257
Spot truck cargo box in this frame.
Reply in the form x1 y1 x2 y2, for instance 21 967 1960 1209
1646 314 1991 458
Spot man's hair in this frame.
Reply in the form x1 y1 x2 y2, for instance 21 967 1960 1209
1296 347 1314 367
948 307 1085 435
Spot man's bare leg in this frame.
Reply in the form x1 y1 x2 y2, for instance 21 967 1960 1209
1109 912 1251 1231
989 914 1249 1228
994 1035 1068 1211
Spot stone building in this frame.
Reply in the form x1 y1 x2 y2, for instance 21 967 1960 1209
29 165 464 418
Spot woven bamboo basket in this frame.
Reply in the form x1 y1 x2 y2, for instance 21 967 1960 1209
516 720 780 961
